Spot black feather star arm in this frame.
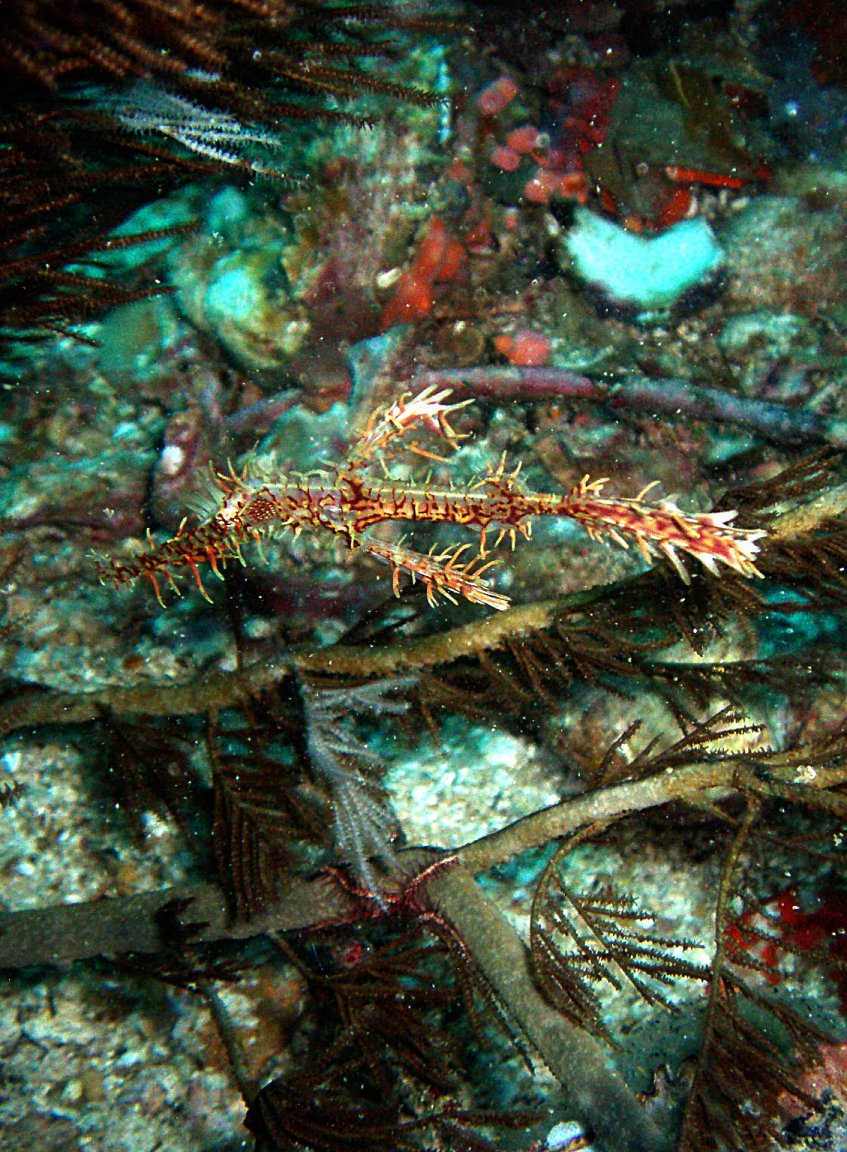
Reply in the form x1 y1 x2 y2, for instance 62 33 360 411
0 0 448 350
676 794 843 1152
530 828 710 1042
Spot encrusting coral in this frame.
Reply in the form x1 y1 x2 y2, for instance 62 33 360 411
98 385 767 609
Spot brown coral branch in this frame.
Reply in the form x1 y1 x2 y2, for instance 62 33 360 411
2 745 845 969
426 864 673 1152
413 367 847 449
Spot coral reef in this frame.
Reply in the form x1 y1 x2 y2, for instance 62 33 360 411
2 3 847 1152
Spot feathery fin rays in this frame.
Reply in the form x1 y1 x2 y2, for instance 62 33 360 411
97 385 766 609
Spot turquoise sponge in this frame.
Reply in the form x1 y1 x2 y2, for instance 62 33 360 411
563 207 723 316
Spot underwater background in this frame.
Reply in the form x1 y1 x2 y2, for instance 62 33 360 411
1 1 847 1150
